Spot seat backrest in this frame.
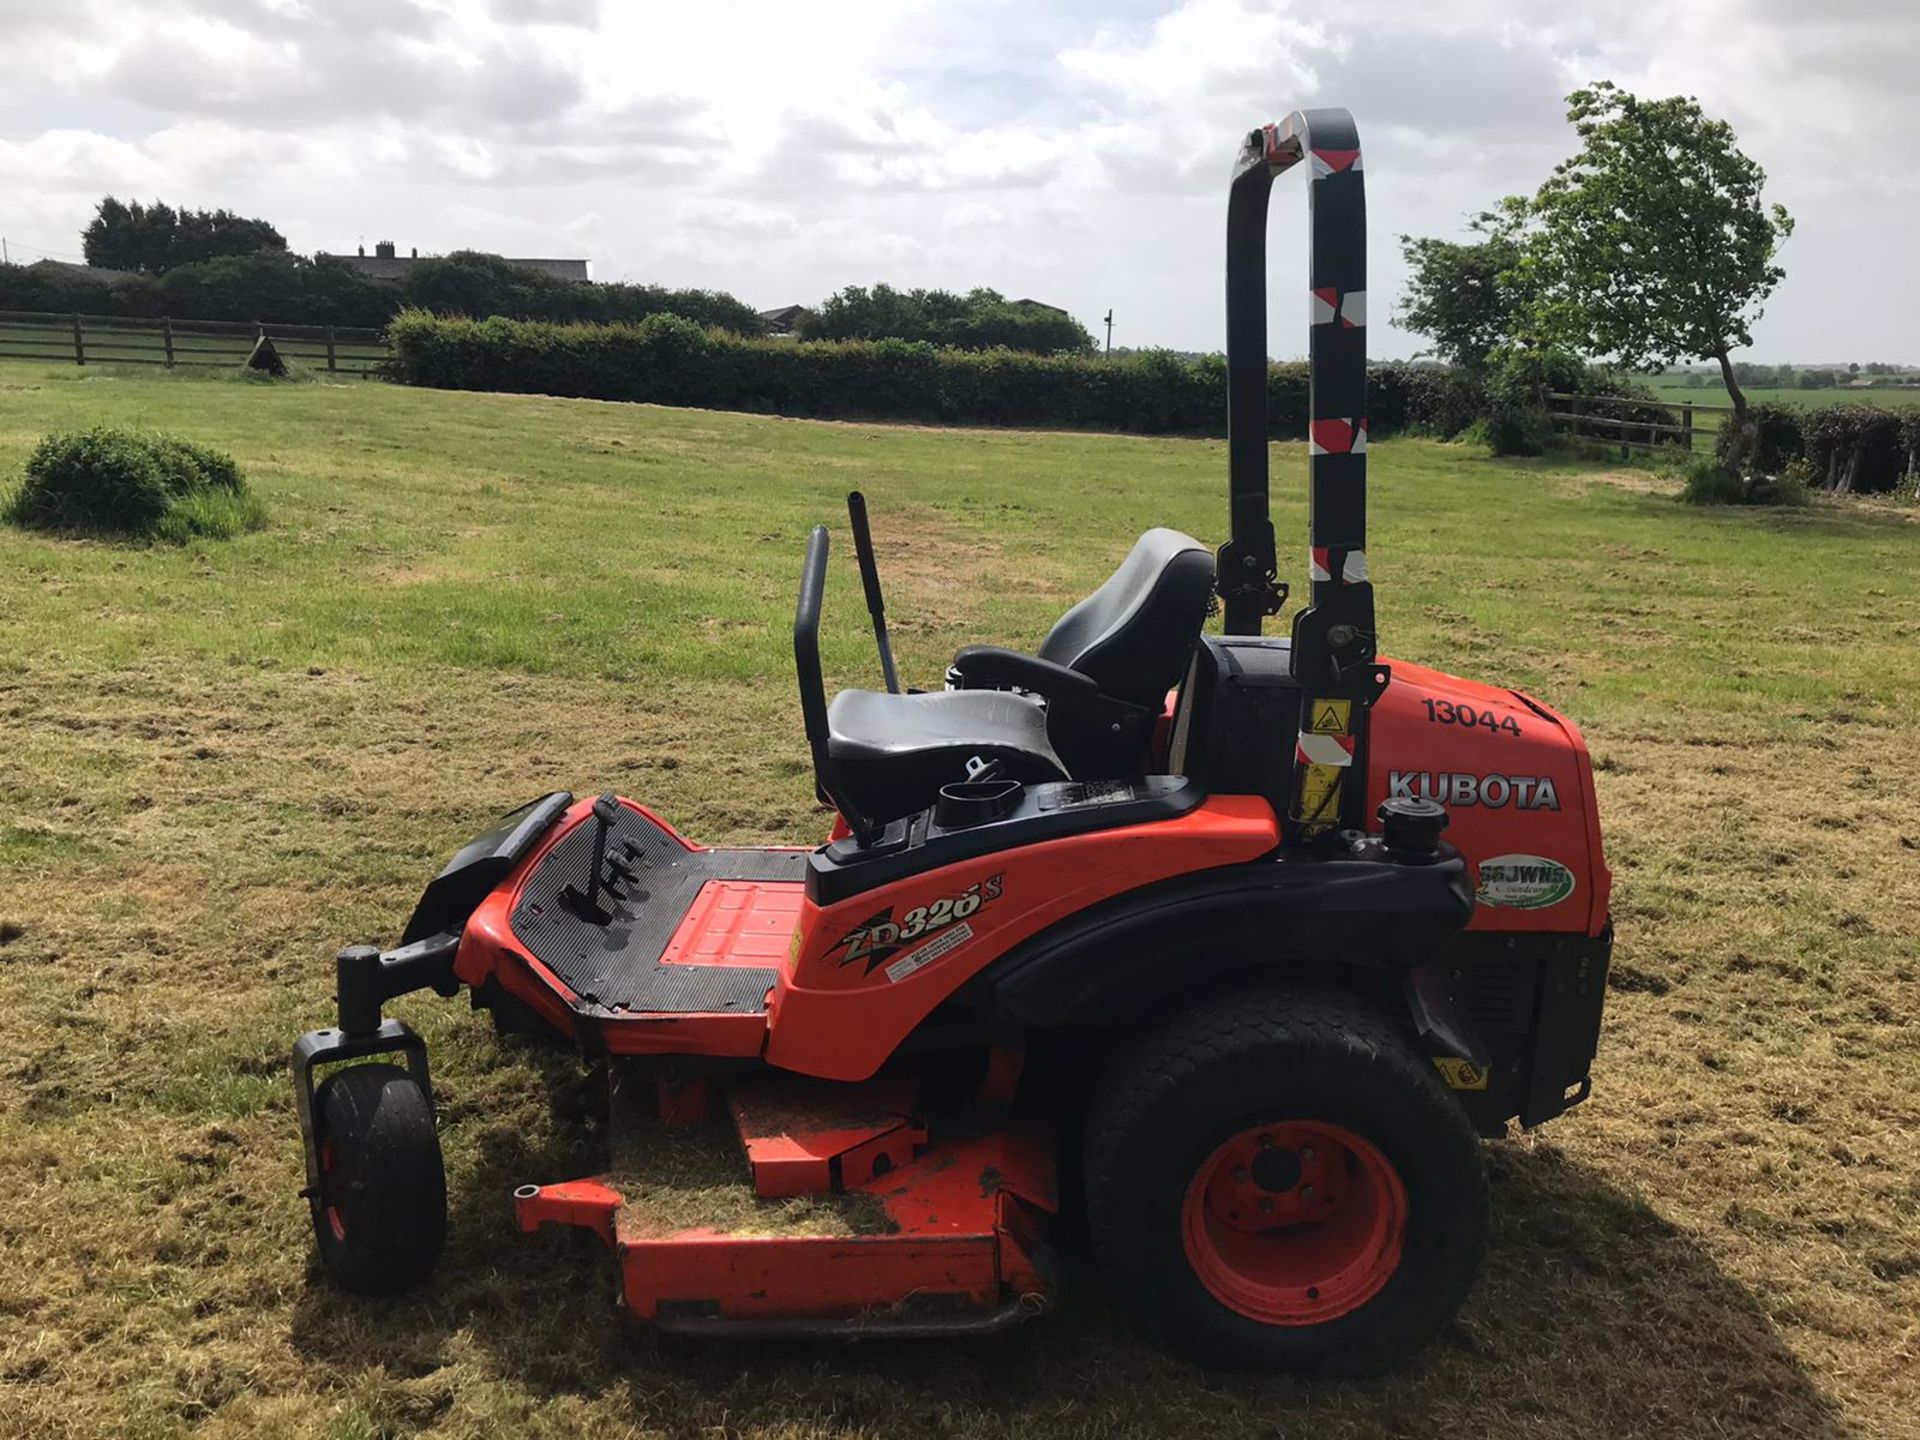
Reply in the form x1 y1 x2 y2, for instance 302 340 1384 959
1037 528 1216 707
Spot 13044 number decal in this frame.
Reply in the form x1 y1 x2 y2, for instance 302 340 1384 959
1422 698 1522 737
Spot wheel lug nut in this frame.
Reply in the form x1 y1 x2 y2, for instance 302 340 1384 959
1301 1185 1314 1199
1260 1198 1274 1214
1301 1146 1315 1161
1257 1134 1273 1148
1234 1167 1249 1183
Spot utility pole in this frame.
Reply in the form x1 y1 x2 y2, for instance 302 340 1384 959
1103 308 1113 355
2 238 9 265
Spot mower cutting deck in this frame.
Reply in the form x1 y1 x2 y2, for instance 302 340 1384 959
514 1067 1056 1335
292 109 1612 1375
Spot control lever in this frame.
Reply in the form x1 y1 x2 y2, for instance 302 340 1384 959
585 792 621 914
847 491 901 694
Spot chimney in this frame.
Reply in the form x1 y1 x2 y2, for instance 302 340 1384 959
375 240 396 259
410 247 418 259
357 244 365 257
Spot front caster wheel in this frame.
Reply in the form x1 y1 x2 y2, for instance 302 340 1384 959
310 1062 446 1295
1084 984 1488 1375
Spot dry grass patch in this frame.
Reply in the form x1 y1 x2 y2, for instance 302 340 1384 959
1 360 1917 1438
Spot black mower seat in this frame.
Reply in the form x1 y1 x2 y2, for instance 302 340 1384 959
1029 527 1217 709
824 528 1214 824
826 688 1067 822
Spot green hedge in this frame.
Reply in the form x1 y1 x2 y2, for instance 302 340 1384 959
1799 406 1913 494
0 251 766 335
1714 402 1806 475
387 310 1480 437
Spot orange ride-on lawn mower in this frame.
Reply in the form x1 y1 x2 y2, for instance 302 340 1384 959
292 110 1611 1374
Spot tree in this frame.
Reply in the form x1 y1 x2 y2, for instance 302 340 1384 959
796 283 1094 353
83 196 285 274
1508 82 1793 477
1396 220 1529 370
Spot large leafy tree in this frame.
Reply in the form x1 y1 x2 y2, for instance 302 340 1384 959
1396 219 1528 370
1511 83 1793 471
798 283 1094 354
83 197 285 274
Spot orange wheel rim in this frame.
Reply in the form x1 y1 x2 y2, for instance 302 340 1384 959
1180 1120 1407 1325
319 1139 347 1242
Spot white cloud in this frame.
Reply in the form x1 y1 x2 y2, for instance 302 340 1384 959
0 0 1914 360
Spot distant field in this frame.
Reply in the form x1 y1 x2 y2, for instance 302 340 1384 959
1638 377 1920 436
1 360 1917 1439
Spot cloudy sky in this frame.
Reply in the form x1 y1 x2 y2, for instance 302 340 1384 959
1 0 1914 362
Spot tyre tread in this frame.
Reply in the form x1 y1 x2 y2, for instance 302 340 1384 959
1083 981 1487 1374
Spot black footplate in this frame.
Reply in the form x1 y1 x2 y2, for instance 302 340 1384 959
511 805 805 1014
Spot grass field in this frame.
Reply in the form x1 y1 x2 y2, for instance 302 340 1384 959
1638 377 1920 440
2 359 1917 1440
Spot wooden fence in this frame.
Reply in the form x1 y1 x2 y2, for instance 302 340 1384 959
0 310 388 375
1547 391 1736 454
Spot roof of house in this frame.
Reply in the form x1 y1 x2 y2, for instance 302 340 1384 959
318 253 591 283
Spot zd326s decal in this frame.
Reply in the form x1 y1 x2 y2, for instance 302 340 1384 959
833 874 1004 973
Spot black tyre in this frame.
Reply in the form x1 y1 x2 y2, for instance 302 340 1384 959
311 1063 447 1295
1084 983 1487 1375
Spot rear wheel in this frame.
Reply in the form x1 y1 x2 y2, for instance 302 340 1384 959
1084 984 1486 1374
311 1063 446 1295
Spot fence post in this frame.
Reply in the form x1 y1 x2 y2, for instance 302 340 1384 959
162 317 175 368
72 312 85 367
325 325 337 373
1681 404 1693 452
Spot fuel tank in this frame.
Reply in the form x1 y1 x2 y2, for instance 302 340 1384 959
1367 658 1609 938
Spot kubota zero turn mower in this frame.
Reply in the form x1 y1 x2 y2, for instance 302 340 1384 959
292 110 1611 1374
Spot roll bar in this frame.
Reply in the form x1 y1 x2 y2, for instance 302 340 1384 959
1221 110 1372 655
1221 109 1385 837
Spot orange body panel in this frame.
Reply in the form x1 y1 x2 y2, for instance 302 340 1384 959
767 796 1280 1081
513 1115 1057 1324
1368 657 1610 937
452 795 803 1059
455 793 1277 1072
660 882 806 968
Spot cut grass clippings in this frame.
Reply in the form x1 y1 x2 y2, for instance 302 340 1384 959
0 359 1916 1439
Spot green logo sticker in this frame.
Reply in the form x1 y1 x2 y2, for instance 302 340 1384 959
1475 854 1575 910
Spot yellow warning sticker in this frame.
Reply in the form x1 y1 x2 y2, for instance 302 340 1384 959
1308 699 1352 735
1295 761 1344 825
1433 1057 1489 1091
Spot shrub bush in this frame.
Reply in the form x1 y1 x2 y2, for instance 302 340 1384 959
1899 413 1920 496
1678 457 1748 505
3 427 263 541
1479 350 1574 456
1759 460 1813 507
0 251 768 336
1677 454 1810 507
1714 402 1804 475
1391 365 1485 438
386 310 1459 438
1799 406 1909 494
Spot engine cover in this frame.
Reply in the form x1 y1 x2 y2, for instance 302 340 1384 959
1367 659 1609 937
